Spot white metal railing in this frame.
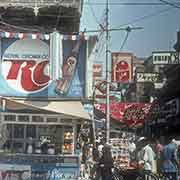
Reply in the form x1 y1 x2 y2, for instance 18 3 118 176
0 112 77 125
0 0 83 16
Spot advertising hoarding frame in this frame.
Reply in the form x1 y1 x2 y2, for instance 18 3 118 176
111 52 133 83
0 34 89 99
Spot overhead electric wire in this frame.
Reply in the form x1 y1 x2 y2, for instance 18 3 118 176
0 20 40 32
0 1 173 34
55 0 65 29
5 1 180 7
87 2 107 60
120 30 130 51
2 0 177 5
116 6 173 29
84 2 180 6
87 0 101 26
158 0 180 9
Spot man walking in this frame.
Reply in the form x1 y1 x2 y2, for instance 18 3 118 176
137 137 156 179
162 137 179 180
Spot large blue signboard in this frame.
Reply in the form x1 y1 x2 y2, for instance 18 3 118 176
0 154 80 180
0 36 87 98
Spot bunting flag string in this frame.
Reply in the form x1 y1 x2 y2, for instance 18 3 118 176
0 31 90 40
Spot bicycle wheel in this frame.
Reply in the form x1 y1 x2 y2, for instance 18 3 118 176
112 168 124 180
148 173 159 180
135 172 159 180
112 173 124 180
135 175 143 180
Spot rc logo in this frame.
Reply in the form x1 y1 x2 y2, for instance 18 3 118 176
2 39 50 93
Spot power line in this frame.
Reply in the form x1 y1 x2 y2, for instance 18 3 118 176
5 1 180 6
87 2 107 60
87 0 101 26
84 2 180 6
87 0 108 36
116 7 173 29
120 30 130 51
82 8 172 34
0 20 40 32
118 26 142 51
158 0 180 9
55 0 65 30
84 26 143 33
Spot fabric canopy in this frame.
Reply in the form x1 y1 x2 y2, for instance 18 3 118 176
95 102 151 127
1 97 91 120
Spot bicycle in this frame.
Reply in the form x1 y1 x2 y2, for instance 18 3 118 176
135 170 159 180
157 171 180 180
112 167 124 180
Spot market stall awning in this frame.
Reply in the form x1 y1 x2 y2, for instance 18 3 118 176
95 102 151 127
94 108 128 129
0 97 91 120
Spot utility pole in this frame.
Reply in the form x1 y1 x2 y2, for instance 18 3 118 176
104 1 143 144
87 1 143 144
105 0 110 143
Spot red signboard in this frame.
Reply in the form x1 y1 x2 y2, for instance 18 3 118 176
111 52 133 83
95 80 116 94
95 103 151 127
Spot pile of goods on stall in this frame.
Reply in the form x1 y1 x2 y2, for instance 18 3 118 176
110 138 130 169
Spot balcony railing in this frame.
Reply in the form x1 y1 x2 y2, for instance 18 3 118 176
0 0 82 14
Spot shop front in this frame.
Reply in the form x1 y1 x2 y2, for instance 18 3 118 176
0 31 93 179
0 98 90 180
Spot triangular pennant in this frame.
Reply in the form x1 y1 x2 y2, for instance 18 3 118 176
18 33 25 39
44 34 50 40
5 32 11 38
32 34 37 39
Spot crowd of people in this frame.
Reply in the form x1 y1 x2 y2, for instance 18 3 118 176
136 136 180 180
78 135 180 180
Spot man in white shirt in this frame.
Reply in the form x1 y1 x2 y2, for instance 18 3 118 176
138 137 155 173
129 140 136 153
143 143 155 172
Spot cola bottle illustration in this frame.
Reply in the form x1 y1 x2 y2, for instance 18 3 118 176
55 39 82 95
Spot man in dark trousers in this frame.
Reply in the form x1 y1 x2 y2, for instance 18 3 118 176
162 137 179 180
99 144 114 180
89 142 101 180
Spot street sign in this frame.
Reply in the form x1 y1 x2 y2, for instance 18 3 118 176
136 72 160 83
152 51 180 65
154 83 164 89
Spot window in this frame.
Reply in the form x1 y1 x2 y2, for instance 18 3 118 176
26 125 36 138
32 116 44 122
13 142 24 153
47 117 57 123
14 124 24 139
18 115 29 122
7 124 13 138
4 115 16 121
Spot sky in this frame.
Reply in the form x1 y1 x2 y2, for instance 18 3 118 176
80 0 180 59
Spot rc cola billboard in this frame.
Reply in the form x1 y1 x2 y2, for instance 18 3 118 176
0 34 87 98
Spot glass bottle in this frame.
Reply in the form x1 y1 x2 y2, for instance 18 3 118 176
55 38 83 95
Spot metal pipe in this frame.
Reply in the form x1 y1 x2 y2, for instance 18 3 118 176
105 0 110 143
